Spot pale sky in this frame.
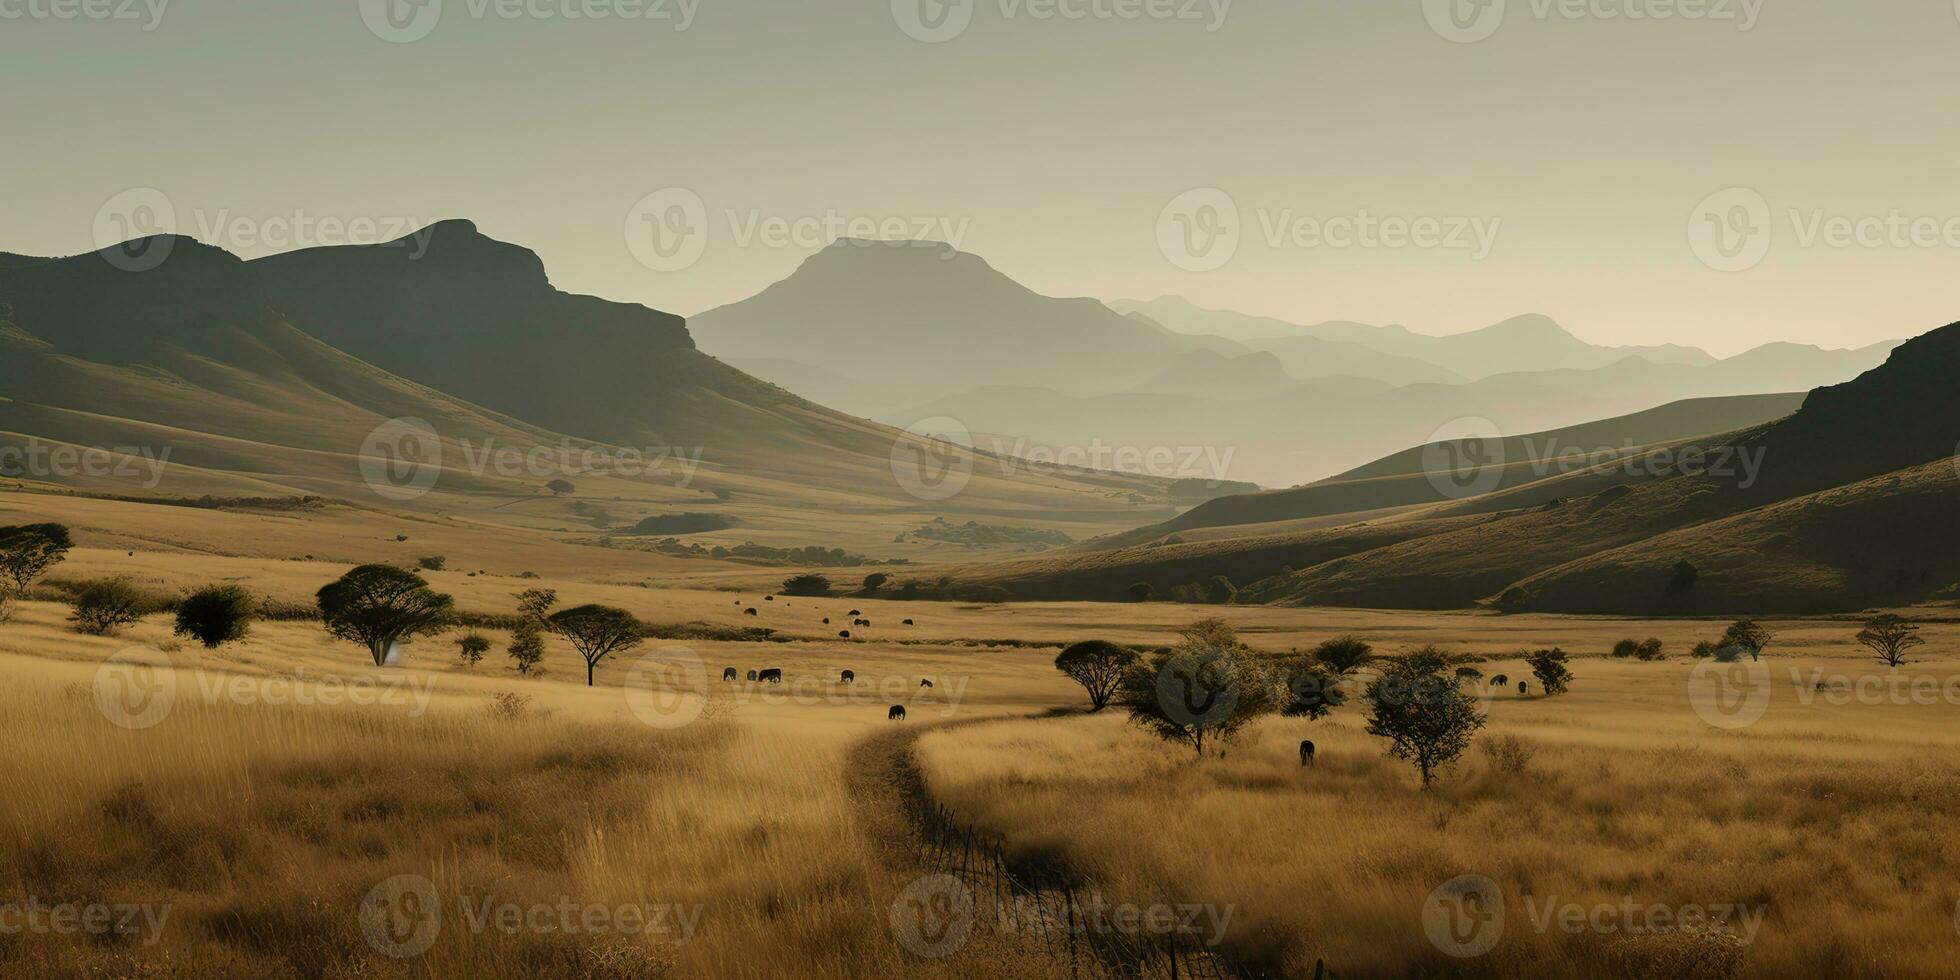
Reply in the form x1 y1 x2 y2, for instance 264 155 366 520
4 0 1957 356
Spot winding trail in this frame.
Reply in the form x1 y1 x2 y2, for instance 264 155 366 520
844 714 1249 979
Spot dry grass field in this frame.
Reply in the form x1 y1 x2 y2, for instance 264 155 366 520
2 495 1957 978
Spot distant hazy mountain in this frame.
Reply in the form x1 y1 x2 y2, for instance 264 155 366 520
689 241 1245 418
1128 349 1299 401
1117 296 1717 378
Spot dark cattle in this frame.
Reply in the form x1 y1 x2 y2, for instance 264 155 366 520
765 596 774 602
723 667 738 682
746 670 758 681
889 705 907 721
823 618 831 625
920 679 934 688
903 619 915 626
841 670 855 684
849 610 861 616
1518 681 1529 696
1492 674 1509 687
760 668 783 684
744 608 758 617
1299 740 1316 767
840 630 852 639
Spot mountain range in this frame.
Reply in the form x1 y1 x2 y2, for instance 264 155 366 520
694 246 1899 486
933 323 1960 614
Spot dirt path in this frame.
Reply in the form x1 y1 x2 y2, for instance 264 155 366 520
843 715 1248 979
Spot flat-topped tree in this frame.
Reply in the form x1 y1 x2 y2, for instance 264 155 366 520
317 565 454 667
0 523 72 596
548 604 644 686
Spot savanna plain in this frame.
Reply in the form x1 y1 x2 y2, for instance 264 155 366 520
2 492 1956 980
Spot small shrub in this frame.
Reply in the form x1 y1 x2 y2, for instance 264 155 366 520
1636 637 1666 661
1612 639 1640 659
509 626 545 675
488 692 533 720
72 578 146 636
1481 735 1535 775
417 555 447 572
781 574 831 597
1691 640 1717 659
173 584 255 648
456 632 491 666
1524 648 1573 696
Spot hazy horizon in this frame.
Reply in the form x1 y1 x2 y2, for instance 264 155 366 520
6 0 1960 357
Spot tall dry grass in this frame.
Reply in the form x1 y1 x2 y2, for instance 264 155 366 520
915 657 1960 979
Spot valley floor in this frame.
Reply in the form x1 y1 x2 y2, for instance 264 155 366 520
3 496 1958 978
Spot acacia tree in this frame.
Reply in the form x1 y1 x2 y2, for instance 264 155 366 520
1364 648 1486 787
1721 620 1773 662
1856 614 1924 668
1117 620 1280 757
1054 640 1137 711
548 604 644 686
317 565 454 667
1312 635 1374 677
0 523 72 596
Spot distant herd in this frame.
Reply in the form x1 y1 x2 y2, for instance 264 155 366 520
726 596 935 721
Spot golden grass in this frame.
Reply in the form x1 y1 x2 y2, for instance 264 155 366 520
915 655 1960 979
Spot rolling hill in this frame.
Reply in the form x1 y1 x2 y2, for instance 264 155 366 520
0 230 1190 559
939 325 1960 614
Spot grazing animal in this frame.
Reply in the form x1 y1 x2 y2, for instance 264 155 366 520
849 609 861 616
840 630 852 639
841 670 855 684
1518 681 1528 696
1299 740 1316 767
889 705 907 721
744 608 758 617
920 679 935 688
822 617 831 625
746 670 758 681
760 668 783 684
722 667 737 682
765 596 774 602
903 619 915 626
1492 674 1509 687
